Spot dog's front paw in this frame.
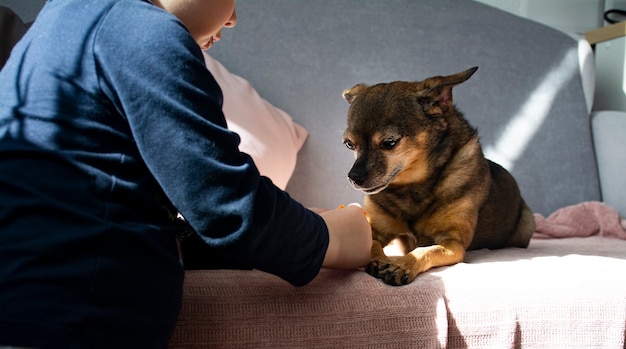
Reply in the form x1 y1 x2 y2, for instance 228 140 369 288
365 240 417 285
364 256 391 280
365 255 418 286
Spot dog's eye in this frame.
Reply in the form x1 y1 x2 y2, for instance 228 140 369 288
381 139 398 150
344 140 356 150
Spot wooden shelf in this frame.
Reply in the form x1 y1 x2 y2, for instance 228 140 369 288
586 21 626 45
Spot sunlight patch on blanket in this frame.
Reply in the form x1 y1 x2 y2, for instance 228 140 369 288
484 48 579 171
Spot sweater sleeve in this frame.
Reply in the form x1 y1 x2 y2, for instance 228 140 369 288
94 2 328 286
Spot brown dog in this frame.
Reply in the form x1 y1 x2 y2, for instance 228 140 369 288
342 67 535 286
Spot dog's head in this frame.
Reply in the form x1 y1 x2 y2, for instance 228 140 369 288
342 67 477 194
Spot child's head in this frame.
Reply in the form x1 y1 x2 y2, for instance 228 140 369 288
154 0 237 50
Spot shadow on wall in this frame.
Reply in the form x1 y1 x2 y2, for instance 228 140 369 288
484 47 581 171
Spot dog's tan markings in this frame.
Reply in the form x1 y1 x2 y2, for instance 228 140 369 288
365 200 409 244
372 130 402 145
366 195 479 285
344 67 535 286
390 132 430 186
435 138 489 201
342 84 368 104
409 238 465 268
367 239 466 286
420 198 480 247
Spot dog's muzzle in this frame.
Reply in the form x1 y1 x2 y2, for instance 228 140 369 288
348 166 402 195
347 172 387 194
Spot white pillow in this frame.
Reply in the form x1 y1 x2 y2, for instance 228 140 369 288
203 53 308 190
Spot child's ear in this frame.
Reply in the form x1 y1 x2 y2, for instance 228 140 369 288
342 84 369 104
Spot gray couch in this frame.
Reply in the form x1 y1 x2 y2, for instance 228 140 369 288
208 0 606 217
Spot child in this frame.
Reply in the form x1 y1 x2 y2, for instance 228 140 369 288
0 0 372 347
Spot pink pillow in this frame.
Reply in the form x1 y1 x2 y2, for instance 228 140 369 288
203 53 308 190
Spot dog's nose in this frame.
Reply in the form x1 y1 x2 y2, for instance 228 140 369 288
348 171 366 187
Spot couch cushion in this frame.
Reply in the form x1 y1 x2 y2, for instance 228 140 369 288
208 0 600 215
592 111 626 217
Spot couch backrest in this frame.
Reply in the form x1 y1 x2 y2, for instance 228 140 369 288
210 0 600 215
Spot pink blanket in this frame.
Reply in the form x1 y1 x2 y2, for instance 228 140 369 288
533 201 626 239
170 201 626 348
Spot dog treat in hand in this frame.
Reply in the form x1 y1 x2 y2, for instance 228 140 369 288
337 204 366 216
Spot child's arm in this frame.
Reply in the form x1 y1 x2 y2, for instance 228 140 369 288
319 204 372 269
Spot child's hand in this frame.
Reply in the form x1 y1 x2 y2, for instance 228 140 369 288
320 203 372 269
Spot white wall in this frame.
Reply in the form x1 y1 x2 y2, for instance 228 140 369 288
475 0 605 35
606 0 626 15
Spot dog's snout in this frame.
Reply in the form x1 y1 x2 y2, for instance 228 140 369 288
348 170 366 187
348 154 371 188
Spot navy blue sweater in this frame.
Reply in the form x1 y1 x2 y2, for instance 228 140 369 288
0 0 328 347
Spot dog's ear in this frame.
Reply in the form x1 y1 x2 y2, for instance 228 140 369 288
342 84 369 104
418 67 478 115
